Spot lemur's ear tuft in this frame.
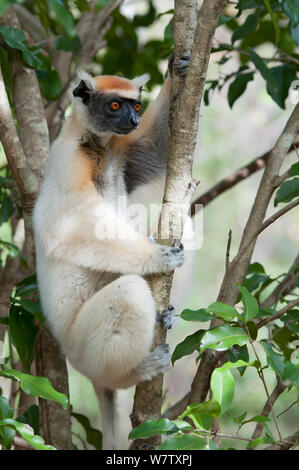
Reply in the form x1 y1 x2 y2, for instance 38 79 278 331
73 79 92 104
73 70 94 104
132 74 150 91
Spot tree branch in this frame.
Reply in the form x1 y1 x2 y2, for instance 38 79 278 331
261 254 299 309
191 142 299 214
231 198 299 269
0 7 72 450
257 297 299 328
264 430 299 450
130 1 228 449
250 376 287 444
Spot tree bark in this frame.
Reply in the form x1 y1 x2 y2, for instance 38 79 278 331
0 7 72 450
130 0 228 449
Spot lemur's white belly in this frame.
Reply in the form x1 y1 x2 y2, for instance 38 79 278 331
36 154 127 342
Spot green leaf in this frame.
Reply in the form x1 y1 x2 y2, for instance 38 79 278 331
0 369 68 408
129 418 178 440
211 359 259 414
0 396 15 450
249 48 277 97
16 404 39 435
179 400 221 420
211 368 234 415
96 0 110 9
248 262 265 274
47 0 76 37
228 72 254 108
247 321 258 340
262 0 281 43
261 342 286 377
0 240 20 259
171 329 205 364
0 0 14 16
9 305 39 372
0 192 13 225
181 308 213 322
37 69 62 101
232 13 259 43
266 64 297 109
71 411 102 450
239 285 259 322
261 342 299 384
233 411 247 425
242 414 270 426
0 418 55 450
157 433 206 450
227 344 250 374
15 274 38 297
207 301 239 321
12 299 45 324
0 26 44 70
274 178 299 206
247 435 274 449
200 325 249 355
55 35 81 54
290 162 299 177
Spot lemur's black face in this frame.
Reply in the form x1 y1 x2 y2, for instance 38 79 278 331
73 79 141 135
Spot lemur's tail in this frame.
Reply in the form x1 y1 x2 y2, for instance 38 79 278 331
96 386 118 450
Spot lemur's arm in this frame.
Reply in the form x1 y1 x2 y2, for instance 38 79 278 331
44 206 183 275
123 78 171 194
122 53 190 195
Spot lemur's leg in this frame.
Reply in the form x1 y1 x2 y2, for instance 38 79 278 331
65 274 167 389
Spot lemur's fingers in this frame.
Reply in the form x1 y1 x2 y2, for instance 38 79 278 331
161 304 179 330
143 243 185 275
173 52 191 76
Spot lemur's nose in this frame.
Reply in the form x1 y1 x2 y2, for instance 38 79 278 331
130 116 139 128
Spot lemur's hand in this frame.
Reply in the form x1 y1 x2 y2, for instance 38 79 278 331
168 52 191 77
143 242 184 275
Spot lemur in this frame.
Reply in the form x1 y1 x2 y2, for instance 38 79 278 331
33 54 192 450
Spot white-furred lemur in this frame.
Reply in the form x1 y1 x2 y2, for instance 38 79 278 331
33 54 192 450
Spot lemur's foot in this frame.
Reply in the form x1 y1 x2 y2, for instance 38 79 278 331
161 305 179 330
151 343 171 374
168 52 190 76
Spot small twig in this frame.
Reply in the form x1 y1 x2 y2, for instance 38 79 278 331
225 229 232 272
191 142 299 215
231 198 299 268
72 431 88 450
246 327 282 444
251 375 287 443
277 401 298 418
261 254 299 309
257 297 299 328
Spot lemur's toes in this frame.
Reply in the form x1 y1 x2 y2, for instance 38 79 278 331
161 305 179 330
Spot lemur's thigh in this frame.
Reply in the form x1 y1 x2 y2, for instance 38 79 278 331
67 275 156 387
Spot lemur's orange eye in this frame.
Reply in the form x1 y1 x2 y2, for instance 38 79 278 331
134 103 141 113
111 102 120 110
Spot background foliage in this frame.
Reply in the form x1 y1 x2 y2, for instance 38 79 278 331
0 0 298 450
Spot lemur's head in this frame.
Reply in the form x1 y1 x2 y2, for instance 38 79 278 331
72 71 149 135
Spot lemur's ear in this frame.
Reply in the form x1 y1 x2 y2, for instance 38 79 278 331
132 74 150 91
73 79 92 104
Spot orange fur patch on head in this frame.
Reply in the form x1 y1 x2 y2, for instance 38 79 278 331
94 75 139 99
